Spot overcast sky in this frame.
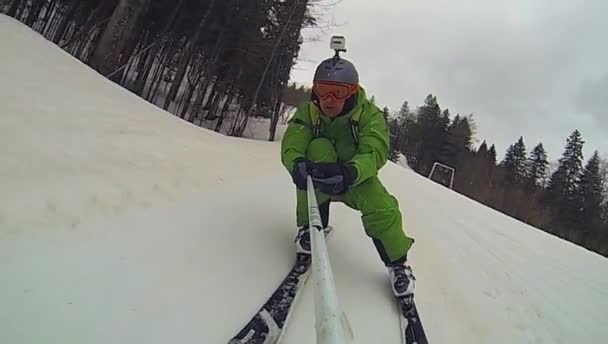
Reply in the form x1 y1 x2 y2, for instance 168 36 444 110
290 0 608 162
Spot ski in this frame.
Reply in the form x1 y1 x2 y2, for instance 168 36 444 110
397 296 428 344
229 226 333 344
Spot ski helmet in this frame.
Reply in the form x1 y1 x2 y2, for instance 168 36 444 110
313 57 359 85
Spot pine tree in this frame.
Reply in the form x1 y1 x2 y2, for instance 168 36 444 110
547 130 585 200
460 117 473 151
547 129 585 230
469 140 492 194
501 137 528 184
528 143 549 188
466 114 478 142
448 114 461 130
441 109 451 131
394 100 420 165
488 144 497 166
397 101 416 146
385 105 401 162
478 141 488 156
398 101 411 120
476 141 493 183
438 112 458 165
414 94 447 174
389 144 401 162
600 158 608 224
439 114 472 169
574 151 603 240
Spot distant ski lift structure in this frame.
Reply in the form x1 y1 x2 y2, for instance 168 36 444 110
428 162 455 189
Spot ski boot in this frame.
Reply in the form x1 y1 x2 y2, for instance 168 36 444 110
295 225 311 255
295 224 333 255
388 260 416 299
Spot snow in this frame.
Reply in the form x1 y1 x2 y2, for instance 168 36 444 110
2 14 608 344
395 154 413 170
240 116 290 141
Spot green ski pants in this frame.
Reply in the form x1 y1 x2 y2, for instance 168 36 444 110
295 138 414 265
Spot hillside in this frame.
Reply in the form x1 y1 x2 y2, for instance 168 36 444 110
1 15 607 344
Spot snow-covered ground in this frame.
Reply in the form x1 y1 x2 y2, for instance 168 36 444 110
2 14 608 344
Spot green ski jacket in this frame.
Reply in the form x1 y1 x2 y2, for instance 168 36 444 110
281 87 390 186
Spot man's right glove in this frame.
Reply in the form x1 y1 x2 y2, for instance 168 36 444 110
291 158 311 190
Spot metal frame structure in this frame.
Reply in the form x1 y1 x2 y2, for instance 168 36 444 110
428 161 455 189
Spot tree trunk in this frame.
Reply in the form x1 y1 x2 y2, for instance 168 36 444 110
89 0 149 76
7 0 19 17
73 28 92 59
178 28 223 118
146 53 166 100
129 42 150 90
184 82 204 122
14 0 25 19
134 41 162 95
106 0 182 84
229 100 245 136
236 0 305 137
146 40 174 100
197 80 221 123
178 71 202 119
230 106 246 136
174 55 200 113
268 57 284 141
269 90 284 141
45 0 65 39
149 48 174 104
184 75 212 121
162 0 216 110
209 87 225 119
113 28 143 83
41 0 58 34
201 81 220 118
84 24 105 62
215 84 237 132
197 85 213 122
24 0 44 27
120 39 143 85
67 3 111 58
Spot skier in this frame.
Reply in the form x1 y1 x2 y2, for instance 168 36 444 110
280 54 416 300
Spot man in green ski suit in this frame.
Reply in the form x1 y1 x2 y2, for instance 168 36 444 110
280 54 416 298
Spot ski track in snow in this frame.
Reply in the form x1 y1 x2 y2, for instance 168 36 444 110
2 14 608 344
388 165 608 343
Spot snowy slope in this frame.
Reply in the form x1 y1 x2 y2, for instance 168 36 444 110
2 14 608 344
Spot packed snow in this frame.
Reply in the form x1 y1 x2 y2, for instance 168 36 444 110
1 14 608 344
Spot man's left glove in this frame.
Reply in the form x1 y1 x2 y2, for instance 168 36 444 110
309 162 358 195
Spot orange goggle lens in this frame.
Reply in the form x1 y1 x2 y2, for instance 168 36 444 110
313 82 357 101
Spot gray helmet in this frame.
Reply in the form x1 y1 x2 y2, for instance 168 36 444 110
313 57 359 85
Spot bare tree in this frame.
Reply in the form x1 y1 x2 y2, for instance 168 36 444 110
3 0 327 137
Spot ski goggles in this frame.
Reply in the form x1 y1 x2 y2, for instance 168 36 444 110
313 81 358 101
